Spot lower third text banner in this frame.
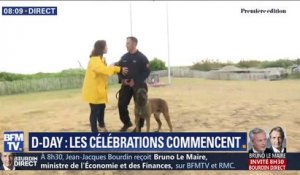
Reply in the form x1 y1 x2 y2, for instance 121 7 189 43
6 153 300 170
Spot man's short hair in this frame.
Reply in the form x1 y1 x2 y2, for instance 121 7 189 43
127 36 138 44
269 126 285 139
1 152 16 158
249 128 266 141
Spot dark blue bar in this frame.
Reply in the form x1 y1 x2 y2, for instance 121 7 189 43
12 153 249 170
2 153 300 170
2 6 57 16
29 132 247 152
286 153 300 170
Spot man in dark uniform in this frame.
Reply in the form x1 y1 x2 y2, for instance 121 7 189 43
117 36 150 132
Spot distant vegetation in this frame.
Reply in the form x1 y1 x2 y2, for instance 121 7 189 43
0 69 86 95
150 58 167 71
191 59 233 71
259 59 296 69
236 60 262 68
191 59 300 71
0 68 85 82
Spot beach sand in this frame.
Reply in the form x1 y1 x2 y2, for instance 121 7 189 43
1 78 300 175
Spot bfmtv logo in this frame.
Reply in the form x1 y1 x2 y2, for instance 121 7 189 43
4 131 24 152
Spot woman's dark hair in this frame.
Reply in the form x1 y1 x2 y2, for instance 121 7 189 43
90 40 106 57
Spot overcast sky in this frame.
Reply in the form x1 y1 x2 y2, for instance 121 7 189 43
1 1 300 74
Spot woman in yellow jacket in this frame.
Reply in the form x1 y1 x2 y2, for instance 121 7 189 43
82 40 128 132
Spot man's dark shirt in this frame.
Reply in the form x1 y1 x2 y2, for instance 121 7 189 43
117 50 150 86
269 147 287 153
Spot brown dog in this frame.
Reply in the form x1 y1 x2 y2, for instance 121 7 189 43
134 88 173 132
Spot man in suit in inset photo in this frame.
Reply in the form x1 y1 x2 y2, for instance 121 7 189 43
269 126 287 153
248 127 272 153
0 152 20 170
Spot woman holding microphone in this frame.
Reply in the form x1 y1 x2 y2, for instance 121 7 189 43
82 40 128 132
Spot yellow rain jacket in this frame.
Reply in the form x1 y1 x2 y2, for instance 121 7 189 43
82 56 121 104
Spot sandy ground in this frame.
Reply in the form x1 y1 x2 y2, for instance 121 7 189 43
0 78 300 174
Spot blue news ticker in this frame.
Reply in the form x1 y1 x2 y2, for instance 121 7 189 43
29 132 247 152
2 6 57 16
14 152 250 170
8 153 300 170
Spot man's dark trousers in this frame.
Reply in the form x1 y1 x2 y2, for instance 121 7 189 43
118 83 148 129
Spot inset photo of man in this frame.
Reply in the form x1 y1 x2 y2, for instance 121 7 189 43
248 128 272 154
268 126 287 153
0 152 21 171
